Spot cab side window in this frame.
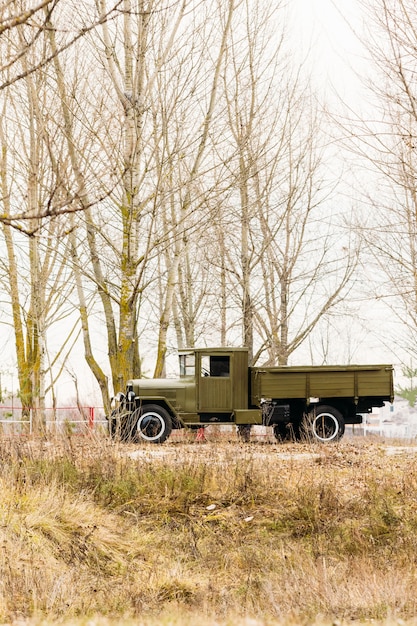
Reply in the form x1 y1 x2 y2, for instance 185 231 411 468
201 355 230 377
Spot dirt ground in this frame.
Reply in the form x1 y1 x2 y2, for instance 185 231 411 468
125 430 417 464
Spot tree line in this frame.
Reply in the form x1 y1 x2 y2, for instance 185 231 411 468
0 0 416 428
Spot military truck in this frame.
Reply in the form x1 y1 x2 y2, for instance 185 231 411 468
108 347 394 444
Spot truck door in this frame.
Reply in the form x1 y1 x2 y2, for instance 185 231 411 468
198 353 232 411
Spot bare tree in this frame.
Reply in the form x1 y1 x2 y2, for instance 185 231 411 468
211 0 359 365
0 54 76 429
351 0 417 360
151 0 238 376
38 0 242 400
0 0 123 92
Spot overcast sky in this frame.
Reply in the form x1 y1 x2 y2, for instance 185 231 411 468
291 0 366 104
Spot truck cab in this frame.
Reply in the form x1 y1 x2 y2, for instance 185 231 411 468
179 347 249 416
109 347 261 443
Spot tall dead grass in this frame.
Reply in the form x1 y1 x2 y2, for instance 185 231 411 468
1 434 417 625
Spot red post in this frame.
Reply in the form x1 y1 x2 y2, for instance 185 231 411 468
88 407 94 430
196 427 206 442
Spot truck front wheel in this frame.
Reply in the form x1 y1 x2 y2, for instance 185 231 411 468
132 404 172 444
302 405 345 443
109 409 131 441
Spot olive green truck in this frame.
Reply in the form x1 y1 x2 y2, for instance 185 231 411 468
108 347 394 444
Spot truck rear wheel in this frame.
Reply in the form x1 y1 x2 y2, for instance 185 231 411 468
132 404 172 444
302 405 345 443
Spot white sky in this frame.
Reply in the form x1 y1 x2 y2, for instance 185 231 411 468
291 0 366 104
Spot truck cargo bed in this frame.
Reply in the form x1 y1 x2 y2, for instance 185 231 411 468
250 364 394 404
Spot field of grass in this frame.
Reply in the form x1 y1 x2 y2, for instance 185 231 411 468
2 432 417 625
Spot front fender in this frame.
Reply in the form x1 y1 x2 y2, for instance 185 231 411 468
134 396 183 428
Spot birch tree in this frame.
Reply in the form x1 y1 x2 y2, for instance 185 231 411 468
0 46 75 429
39 0 242 401
151 0 238 376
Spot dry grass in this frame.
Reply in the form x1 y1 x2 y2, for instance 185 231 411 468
1 433 417 625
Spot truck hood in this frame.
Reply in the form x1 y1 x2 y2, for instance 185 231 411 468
127 378 194 409
128 377 184 393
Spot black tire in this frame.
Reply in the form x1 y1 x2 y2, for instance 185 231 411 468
132 404 172 444
108 409 130 441
301 405 345 443
237 424 252 442
109 414 117 439
108 409 116 439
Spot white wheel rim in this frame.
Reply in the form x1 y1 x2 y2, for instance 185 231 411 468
312 412 339 442
137 412 166 442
